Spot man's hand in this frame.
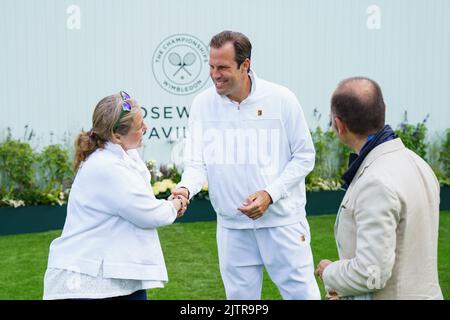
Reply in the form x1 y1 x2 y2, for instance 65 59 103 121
169 187 190 218
238 190 273 220
315 259 333 280
170 187 190 200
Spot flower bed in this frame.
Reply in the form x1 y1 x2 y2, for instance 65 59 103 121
2 187 449 236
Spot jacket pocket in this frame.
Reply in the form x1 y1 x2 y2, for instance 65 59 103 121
337 206 355 228
298 217 311 242
335 205 356 252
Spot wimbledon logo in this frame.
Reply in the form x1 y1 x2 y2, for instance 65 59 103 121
152 34 210 96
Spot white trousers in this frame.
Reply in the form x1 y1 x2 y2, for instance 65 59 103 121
217 220 321 300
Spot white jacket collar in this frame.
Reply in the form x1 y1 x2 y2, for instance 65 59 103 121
248 69 257 95
104 141 128 160
103 142 151 185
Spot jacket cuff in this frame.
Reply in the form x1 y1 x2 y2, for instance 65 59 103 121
167 199 178 215
322 262 334 285
264 182 286 204
322 260 345 295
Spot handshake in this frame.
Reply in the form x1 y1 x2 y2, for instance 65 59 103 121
167 187 274 220
167 187 190 218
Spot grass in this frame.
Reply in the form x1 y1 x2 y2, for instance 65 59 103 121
0 212 449 300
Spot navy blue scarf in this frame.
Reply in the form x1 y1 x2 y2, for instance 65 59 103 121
342 125 397 190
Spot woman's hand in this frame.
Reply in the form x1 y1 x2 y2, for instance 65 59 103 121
170 195 190 218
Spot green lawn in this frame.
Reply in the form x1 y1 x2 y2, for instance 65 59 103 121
0 212 449 300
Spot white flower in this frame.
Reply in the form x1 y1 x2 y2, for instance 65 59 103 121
2 198 26 208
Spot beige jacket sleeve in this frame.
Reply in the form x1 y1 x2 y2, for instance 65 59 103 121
322 176 401 297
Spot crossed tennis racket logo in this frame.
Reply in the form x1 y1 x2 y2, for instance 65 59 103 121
168 52 197 77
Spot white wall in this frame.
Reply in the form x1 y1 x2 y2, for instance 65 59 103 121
1 0 449 164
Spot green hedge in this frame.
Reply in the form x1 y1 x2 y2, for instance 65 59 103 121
1 119 449 207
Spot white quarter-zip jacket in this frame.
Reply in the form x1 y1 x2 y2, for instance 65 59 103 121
179 71 315 229
46 142 177 281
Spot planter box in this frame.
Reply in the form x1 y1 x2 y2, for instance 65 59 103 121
0 205 68 236
0 199 217 236
306 190 345 215
0 199 218 236
181 190 347 223
441 186 450 212
1 187 449 236
178 197 216 223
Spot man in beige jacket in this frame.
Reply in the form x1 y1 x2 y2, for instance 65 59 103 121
315 77 443 300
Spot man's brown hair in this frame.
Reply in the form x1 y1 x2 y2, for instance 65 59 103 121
210 31 252 72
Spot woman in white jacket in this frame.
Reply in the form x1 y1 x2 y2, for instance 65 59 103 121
43 91 188 300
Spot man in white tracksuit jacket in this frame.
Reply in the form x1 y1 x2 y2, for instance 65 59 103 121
172 31 320 300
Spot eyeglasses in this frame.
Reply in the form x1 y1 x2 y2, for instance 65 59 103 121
113 91 132 132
